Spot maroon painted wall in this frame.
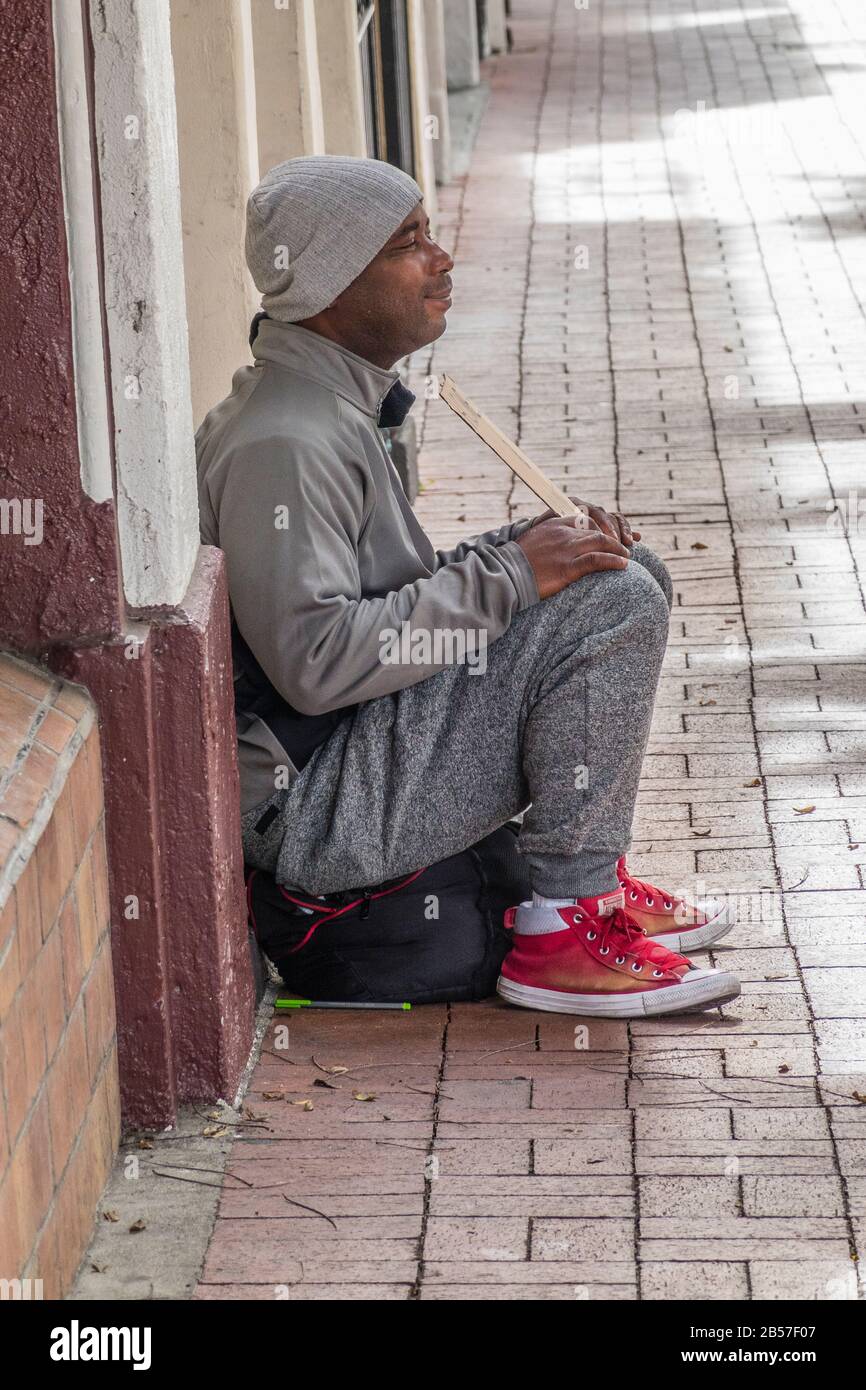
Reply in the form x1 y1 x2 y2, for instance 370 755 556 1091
53 551 254 1125
153 549 253 1103
0 1 255 1128
0 0 122 649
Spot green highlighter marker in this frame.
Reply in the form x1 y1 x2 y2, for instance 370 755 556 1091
275 998 411 1011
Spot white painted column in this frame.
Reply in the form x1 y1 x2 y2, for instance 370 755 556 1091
405 0 439 223
487 0 508 54
443 0 480 91
170 0 261 427
51 0 113 505
87 0 199 611
315 0 367 157
421 0 452 184
251 0 324 172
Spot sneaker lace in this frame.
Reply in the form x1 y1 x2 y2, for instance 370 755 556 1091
592 907 685 972
619 862 677 910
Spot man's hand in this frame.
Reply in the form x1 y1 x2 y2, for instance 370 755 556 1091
528 497 640 547
516 516 630 599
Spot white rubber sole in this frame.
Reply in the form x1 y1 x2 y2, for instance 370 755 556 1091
496 966 741 1018
644 899 737 953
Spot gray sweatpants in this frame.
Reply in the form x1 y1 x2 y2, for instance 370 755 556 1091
241 542 672 899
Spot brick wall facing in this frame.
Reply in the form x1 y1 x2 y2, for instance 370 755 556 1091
0 653 119 1298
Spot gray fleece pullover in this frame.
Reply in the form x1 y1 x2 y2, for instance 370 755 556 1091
195 319 540 813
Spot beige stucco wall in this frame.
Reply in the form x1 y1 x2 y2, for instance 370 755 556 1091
315 0 367 157
171 0 260 427
444 0 480 91
252 0 324 173
406 0 439 224
422 0 452 185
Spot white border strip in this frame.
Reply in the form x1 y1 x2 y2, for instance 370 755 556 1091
52 0 113 504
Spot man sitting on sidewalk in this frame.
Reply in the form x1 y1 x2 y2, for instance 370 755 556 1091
196 155 739 1018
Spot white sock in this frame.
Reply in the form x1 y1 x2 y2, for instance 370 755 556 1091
531 891 578 908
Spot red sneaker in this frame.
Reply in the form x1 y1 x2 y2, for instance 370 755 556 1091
497 890 740 1017
616 856 735 952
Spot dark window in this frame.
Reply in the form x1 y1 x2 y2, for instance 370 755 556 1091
356 0 415 175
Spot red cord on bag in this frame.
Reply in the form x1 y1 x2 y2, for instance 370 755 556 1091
277 870 426 954
246 869 260 940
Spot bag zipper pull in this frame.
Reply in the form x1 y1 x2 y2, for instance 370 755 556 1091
359 888 373 921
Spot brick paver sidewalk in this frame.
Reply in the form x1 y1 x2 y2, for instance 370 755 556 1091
195 0 866 1300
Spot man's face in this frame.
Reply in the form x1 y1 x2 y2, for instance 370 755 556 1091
330 201 454 363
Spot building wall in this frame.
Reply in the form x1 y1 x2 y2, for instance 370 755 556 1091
0 0 254 1145
0 656 118 1298
406 0 439 225
487 0 508 53
171 0 261 427
315 0 368 158
443 0 481 90
88 0 201 609
0 0 122 652
422 0 452 185
252 0 324 172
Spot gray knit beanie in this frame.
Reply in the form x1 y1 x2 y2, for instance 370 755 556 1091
245 155 424 322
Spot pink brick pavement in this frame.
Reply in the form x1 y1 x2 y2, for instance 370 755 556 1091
195 0 866 1301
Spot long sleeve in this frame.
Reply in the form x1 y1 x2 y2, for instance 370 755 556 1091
212 438 540 716
433 516 535 569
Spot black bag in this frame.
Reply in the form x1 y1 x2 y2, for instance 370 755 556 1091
245 822 531 1005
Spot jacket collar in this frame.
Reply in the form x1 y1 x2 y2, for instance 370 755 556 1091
250 315 414 425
